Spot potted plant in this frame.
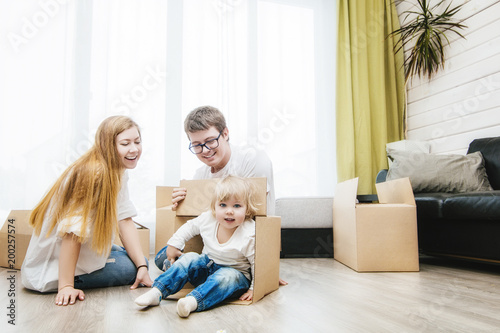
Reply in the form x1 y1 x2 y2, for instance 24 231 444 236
390 0 467 82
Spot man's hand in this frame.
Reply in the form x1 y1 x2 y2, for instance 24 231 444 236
172 188 187 211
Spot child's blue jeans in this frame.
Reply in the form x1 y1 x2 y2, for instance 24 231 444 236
73 245 147 289
153 247 250 311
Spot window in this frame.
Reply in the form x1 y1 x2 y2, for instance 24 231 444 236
1 0 336 228
178 0 337 197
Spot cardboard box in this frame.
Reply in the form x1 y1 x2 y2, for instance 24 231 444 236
155 177 280 305
333 177 419 272
0 210 33 270
176 178 268 217
114 221 151 258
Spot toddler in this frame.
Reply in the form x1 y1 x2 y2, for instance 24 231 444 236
135 175 257 317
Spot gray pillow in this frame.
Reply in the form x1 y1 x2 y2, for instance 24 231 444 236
386 149 493 193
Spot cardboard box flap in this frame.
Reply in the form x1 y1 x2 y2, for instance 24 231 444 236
177 177 268 217
333 178 359 271
177 179 218 216
157 186 175 209
155 208 177 253
1 210 34 270
376 177 415 206
334 177 358 208
2 210 33 234
114 220 150 258
252 216 281 303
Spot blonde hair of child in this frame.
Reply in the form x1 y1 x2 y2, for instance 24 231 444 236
29 116 140 255
210 175 258 220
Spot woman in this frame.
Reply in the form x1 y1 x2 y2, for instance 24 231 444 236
22 115 152 306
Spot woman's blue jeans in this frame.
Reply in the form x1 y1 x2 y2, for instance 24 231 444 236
73 245 148 289
153 246 250 311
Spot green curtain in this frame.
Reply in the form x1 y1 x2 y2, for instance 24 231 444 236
336 0 405 194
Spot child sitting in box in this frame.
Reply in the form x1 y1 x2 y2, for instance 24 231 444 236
135 175 256 317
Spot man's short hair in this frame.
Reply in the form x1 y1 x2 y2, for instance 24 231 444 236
184 105 227 134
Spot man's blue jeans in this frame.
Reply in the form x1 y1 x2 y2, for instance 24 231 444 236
153 247 250 311
73 245 147 289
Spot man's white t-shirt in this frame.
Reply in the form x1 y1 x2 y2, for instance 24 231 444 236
167 211 255 289
193 143 275 215
21 172 137 292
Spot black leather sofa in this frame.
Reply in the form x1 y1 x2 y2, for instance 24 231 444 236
377 137 500 263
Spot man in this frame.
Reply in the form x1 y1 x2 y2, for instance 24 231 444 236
172 105 275 215
171 105 286 285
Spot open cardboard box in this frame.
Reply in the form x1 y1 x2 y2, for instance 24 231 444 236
0 210 33 270
155 177 281 305
0 210 150 269
333 177 419 272
113 221 151 258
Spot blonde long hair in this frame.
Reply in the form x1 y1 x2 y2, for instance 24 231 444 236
29 116 140 255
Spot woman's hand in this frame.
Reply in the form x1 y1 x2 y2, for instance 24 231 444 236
118 218 154 290
239 289 253 301
57 233 82 306
171 188 187 211
55 286 85 306
130 266 153 290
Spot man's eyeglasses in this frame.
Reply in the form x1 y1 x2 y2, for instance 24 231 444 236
189 130 223 154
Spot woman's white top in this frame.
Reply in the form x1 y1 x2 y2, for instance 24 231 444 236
21 172 137 292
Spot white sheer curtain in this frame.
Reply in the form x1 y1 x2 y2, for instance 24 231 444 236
178 0 337 197
1 0 168 233
1 0 336 239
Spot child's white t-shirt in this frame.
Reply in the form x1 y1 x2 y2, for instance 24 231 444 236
21 171 137 292
193 143 275 215
167 211 256 289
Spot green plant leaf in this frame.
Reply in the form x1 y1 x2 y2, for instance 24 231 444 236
388 0 467 81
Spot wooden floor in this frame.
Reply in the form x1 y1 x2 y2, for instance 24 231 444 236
2 255 500 332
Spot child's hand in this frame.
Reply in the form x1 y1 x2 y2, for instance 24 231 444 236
239 289 253 301
55 286 85 306
279 278 288 286
172 188 187 211
166 246 182 265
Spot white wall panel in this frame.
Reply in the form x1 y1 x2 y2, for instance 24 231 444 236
398 0 500 154
409 82 500 129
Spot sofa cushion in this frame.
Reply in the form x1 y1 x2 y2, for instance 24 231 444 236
467 137 500 190
386 149 493 193
441 191 500 220
275 197 333 228
414 193 451 219
414 191 500 220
